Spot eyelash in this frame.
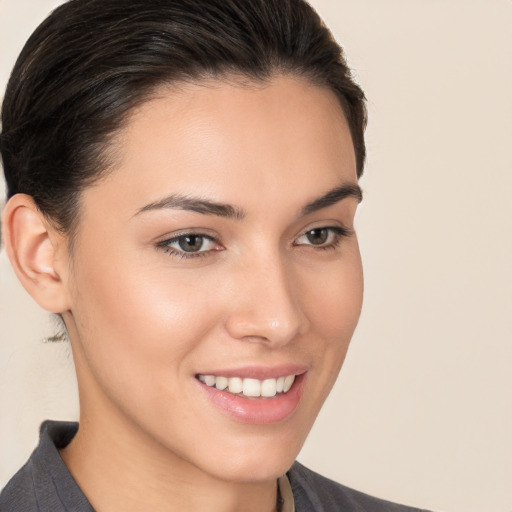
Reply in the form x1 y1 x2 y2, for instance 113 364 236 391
157 226 352 260
293 226 351 251
156 233 220 260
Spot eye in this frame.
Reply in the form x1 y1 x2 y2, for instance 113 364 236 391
157 233 221 258
294 226 350 249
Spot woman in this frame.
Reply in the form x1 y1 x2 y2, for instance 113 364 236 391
0 0 428 510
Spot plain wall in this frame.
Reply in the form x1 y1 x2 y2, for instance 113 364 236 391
1 1 511 511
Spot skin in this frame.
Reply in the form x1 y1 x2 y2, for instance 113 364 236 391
3 75 363 512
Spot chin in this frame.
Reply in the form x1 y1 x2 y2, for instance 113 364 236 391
207 456 296 484
195 429 307 483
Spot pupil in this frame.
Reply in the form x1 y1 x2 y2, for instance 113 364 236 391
306 228 328 245
179 235 203 252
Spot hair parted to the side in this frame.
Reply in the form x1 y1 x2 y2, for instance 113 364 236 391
1 0 367 235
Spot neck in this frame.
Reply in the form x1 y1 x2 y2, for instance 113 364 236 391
60 399 278 512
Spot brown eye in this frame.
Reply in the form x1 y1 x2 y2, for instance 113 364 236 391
158 233 219 258
305 228 329 245
178 235 206 252
294 226 350 249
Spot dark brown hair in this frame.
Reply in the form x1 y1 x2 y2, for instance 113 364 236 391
1 0 367 234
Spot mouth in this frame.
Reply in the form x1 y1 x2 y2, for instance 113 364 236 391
196 374 296 398
195 367 307 424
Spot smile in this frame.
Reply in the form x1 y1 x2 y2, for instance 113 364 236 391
197 374 296 398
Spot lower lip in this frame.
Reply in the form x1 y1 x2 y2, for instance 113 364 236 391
198 374 306 424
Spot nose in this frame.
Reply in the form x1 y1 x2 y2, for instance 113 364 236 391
224 253 308 347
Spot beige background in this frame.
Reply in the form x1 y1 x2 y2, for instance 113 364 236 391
1 1 511 511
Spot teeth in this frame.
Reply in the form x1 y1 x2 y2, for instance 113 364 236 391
243 378 261 397
228 377 243 394
204 375 216 386
261 378 277 397
283 375 295 393
198 374 296 398
215 376 228 390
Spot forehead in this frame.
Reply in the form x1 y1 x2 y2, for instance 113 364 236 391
82 75 357 221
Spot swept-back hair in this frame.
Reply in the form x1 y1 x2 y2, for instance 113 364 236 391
1 0 366 233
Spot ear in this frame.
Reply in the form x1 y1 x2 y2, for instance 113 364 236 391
2 194 71 313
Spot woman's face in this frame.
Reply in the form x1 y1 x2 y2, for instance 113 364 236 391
60 76 363 482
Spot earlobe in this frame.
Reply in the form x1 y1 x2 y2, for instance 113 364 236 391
2 194 71 313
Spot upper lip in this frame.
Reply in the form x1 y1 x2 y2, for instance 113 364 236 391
195 364 309 380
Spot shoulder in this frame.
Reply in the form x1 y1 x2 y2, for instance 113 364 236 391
0 459 38 512
288 461 430 512
0 421 92 512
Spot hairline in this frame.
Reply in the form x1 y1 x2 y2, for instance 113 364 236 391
64 70 356 256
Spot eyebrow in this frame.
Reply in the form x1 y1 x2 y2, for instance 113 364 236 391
300 183 363 216
135 194 246 219
134 182 362 219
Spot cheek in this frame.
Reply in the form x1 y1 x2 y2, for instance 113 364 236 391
301 247 363 342
297 244 363 396
68 248 222 397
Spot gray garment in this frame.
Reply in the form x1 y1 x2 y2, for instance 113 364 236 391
0 421 429 512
